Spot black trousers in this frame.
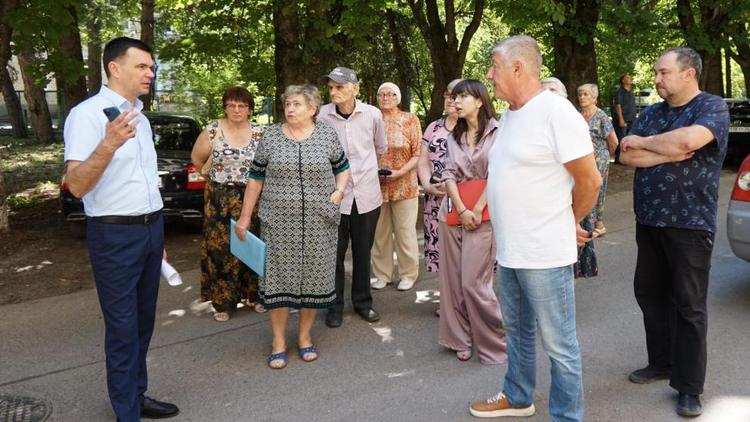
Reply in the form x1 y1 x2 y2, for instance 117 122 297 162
613 122 631 162
332 200 380 313
634 223 714 395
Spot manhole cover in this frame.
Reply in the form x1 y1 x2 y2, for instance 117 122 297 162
0 395 52 422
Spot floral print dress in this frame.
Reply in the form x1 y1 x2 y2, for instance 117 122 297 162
574 108 613 279
200 121 263 311
421 118 450 272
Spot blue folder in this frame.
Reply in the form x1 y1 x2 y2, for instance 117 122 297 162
230 219 267 278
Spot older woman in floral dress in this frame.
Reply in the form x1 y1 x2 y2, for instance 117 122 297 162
191 86 263 322
417 78 462 316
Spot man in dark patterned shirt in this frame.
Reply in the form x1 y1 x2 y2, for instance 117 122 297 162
620 47 729 418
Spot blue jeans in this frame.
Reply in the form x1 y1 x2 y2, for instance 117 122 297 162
497 265 584 422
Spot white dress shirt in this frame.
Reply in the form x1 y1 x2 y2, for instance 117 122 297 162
63 85 163 216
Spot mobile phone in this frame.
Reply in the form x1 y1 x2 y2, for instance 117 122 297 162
378 168 392 176
102 107 121 122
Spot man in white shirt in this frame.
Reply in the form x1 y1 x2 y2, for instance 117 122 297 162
469 35 601 421
64 37 178 421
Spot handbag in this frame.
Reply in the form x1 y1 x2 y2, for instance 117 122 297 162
445 179 490 225
200 123 218 177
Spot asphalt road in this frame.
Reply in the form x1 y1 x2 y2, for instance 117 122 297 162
1 171 749 422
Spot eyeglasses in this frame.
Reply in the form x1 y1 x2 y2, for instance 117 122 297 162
378 93 397 99
225 103 249 110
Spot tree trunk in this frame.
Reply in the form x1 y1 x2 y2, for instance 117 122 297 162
0 171 8 233
552 0 601 109
17 52 54 143
273 1 303 118
1 67 28 138
86 4 102 95
385 9 413 113
724 48 732 98
0 0 28 138
675 0 727 97
140 0 155 110
57 4 88 124
408 0 485 124
730 24 750 98
699 50 724 97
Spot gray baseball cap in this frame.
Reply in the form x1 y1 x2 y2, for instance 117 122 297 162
319 66 358 84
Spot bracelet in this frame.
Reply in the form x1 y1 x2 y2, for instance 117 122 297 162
459 208 471 216
333 188 344 195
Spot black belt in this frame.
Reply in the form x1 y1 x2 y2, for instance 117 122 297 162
91 210 162 225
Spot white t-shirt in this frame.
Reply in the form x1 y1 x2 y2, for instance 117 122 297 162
487 90 592 269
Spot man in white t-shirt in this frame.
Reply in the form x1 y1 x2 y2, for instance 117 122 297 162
469 35 601 421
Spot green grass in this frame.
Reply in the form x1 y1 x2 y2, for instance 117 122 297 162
0 136 64 195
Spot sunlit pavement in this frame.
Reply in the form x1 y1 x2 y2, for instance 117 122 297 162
1 171 749 421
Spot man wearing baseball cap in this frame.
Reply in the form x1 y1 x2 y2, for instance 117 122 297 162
318 66 387 327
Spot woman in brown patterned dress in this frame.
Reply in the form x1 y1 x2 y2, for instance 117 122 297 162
236 84 350 369
191 86 263 322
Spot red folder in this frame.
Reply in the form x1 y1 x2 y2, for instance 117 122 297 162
446 179 490 225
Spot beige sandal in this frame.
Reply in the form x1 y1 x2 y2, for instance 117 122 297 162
253 302 267 313
213 312 230 322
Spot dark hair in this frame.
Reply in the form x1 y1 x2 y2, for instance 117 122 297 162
663 47 702 80
451 80 496 145
222 86 254 111
102 37 153 78
619 74 629 86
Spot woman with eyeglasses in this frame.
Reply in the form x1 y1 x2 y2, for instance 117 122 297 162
191 86 264 322
370 82 422 292
438 79 506 364
417 78 462 316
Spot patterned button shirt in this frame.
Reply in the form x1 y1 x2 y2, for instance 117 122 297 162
631 92 729 233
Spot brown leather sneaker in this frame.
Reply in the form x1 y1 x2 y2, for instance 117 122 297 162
469 392 535 418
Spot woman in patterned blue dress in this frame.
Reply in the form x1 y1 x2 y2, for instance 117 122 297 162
235 85 350 369
575 83 619 278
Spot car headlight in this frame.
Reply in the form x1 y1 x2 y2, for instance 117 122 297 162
739 171 750 191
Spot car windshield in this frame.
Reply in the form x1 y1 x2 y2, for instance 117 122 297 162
148 116 199 151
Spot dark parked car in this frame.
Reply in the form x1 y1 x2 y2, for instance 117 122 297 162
725 99 750 163
60 112 206 237
727 154 750 263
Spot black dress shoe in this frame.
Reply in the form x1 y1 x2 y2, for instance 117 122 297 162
326 311 342 328
355 308 380 322
141 396 179 419
628 365 670 384
676 393 702 417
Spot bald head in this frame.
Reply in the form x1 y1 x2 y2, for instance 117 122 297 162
491 35 542 79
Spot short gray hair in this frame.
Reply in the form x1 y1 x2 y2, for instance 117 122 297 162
662 47 702 80
282 84 321 117
577 83 599 100
492 35 542 78
541 77 568 98
446 78 463 94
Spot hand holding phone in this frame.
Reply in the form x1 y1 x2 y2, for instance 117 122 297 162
102 108 139 150
378 168 392 177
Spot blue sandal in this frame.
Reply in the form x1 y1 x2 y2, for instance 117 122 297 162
298 345 319 362
267 351 287 369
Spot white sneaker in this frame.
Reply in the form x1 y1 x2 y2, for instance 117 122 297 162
397 279 415 291
371 279 388 290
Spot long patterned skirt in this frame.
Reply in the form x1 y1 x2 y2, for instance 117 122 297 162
200 182 261 312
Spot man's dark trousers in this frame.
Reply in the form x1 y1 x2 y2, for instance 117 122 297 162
634 223 713 395
333 200 380 313
87 215 164 421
